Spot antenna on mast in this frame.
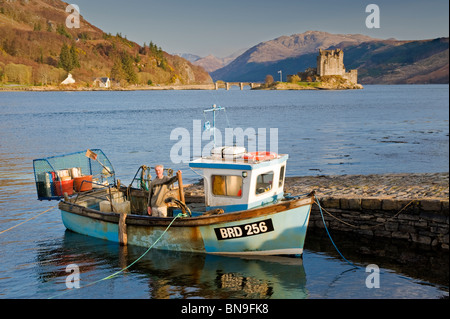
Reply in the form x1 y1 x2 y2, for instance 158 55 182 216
203 104 225 148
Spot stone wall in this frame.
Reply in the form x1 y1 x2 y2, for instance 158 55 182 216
310 197 449 249
342 69 358 84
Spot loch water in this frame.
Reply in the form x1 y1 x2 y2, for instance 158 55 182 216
0 85 448 299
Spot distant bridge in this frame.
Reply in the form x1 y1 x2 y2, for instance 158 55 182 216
214 82 262 90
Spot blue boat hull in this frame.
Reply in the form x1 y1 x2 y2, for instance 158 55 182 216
199 205 311 256
59 196 313 256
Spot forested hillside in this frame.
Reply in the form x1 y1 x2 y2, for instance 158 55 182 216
0 0 212 87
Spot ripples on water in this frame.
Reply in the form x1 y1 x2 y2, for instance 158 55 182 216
4 230 447 299
0 85 448 299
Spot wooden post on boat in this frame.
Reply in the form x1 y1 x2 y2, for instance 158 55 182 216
119 211 128 246
177 171 184 203
177 170 186 215
177 170 185 203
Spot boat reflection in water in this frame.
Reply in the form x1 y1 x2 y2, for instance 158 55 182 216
36 228 448 299
141 249 307 299
38 230 308 299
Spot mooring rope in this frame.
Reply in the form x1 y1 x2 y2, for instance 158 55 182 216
313 196 416 269
0 204 59 235
102 212 185 280
49 212 186 299
314 195 359 269
314 199 416 229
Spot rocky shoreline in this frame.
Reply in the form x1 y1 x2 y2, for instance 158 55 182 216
0 82 364 91
255 81 364 90
0 84 216 92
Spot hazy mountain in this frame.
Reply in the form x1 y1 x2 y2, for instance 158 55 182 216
174 53 202 63
211 31 449 84
192 48 248 73
191 54 223 73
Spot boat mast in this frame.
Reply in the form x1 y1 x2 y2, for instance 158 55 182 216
203 104 225 148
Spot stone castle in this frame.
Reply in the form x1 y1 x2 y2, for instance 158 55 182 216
317 49 358 84
288 49 358 84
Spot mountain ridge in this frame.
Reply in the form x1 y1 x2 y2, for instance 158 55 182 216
211 31 449 84
188 48 247 73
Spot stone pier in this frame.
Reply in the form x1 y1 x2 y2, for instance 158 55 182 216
184 172 449 249
309 196 448 249
285 173 449 249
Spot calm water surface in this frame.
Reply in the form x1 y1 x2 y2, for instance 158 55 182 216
0 85 448 299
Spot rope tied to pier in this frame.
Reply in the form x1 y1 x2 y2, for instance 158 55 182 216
314 195 359 269
314 198 416 230
313 197 417 269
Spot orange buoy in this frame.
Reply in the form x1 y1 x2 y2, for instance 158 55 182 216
243 151 277 161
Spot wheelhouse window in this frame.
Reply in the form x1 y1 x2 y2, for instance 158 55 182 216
279 165 285 188
255 172 274 195
212 175 243 197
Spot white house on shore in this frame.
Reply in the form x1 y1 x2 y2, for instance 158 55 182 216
93 77 111 88
61 73 75 85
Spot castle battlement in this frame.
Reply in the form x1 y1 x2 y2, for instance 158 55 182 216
317 49 345 76
317 49 357 84
287 49 358 85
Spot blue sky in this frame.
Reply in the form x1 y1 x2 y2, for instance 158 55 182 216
73 0 449 57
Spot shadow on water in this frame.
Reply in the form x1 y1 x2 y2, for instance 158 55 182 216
304 228 449 289
34 227 448 299
36 230 307 299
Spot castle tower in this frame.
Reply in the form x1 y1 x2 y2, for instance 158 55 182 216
317 49 345 76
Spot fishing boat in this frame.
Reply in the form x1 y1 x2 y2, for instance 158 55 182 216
33 110 314 257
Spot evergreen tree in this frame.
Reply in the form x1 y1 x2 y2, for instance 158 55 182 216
148 41 155 55
58 43 72 72
70 45 80 69
120 51 137 84
110 57 126 82
58 43 80 73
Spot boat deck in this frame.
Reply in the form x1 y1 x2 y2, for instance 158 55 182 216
67 186 210 217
